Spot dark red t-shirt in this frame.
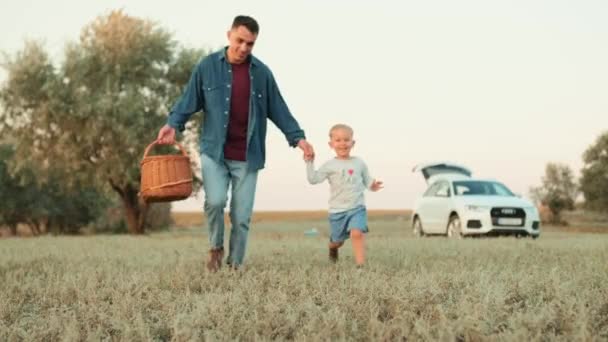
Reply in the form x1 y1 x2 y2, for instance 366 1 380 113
223 62 251 161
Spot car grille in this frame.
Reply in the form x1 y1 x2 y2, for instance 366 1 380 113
491 207 525 227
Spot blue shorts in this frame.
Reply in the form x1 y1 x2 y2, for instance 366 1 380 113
328 206 368 243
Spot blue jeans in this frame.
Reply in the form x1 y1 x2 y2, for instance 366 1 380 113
200 153 258 266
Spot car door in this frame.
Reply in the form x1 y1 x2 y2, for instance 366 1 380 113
413 162 471 233
426 181 452 233
415 182 441 230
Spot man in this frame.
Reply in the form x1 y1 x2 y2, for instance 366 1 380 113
156 15 314 271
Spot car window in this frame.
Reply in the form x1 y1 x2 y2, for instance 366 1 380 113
434 181 450 197
454 184 471 195
423 182 440 197
493 183 514 196
453 180 515 196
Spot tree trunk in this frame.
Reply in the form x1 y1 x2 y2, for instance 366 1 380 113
42 217 50 234
27 221 41 236
550 208 562 225
109 179 149 235
120 184 148 235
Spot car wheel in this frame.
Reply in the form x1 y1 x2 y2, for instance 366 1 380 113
413 217 425 237
446 215 463 239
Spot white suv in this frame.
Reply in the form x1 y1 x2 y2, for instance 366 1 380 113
411 162 540 238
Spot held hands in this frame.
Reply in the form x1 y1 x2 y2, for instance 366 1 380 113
156 124 176 145
297 139 315 161
370 179 384 192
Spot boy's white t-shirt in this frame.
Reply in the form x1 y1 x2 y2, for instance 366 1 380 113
306 157 373 213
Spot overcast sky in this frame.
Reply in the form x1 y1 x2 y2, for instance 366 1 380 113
1 0 607 211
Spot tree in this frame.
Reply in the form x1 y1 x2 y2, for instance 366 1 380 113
0 10 205 234
0 145 24 235
0 144 109 236
91 201 172 234
529 163 578 224
580 131 608 212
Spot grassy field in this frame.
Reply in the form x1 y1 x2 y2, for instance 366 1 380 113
1 212 608 341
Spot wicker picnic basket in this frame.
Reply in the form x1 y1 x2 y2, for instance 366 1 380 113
139 141 193 203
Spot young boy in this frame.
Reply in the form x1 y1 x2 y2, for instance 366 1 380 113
306 124 383 266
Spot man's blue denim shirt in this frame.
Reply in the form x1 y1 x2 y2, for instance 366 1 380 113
167 48 305 171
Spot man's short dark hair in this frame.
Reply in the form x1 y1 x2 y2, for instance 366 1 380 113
232 15 259 34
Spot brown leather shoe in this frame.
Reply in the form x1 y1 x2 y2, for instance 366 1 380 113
206 247 224 272
329 247 339 263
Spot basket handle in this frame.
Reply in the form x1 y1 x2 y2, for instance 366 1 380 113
142 140 189 159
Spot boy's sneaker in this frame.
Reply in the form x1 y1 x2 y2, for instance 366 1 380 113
329 247 339 263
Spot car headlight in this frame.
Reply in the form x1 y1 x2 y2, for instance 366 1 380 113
465 205 490 212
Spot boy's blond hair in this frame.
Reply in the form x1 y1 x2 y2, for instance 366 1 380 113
329 124 354 138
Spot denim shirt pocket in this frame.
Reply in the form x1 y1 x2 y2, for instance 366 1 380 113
202 84 224 109
252 88 266 119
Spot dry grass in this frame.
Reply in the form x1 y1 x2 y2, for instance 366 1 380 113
171 209 411 228
1 217 608 341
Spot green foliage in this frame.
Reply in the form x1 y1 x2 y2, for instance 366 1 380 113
0 10 206 233
144 202 173 231
92 201 173 234
0 144 109 235
530 163 577 224
42 182 110 235
90 205 127 234
0 145 24 234
580 131 608 212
